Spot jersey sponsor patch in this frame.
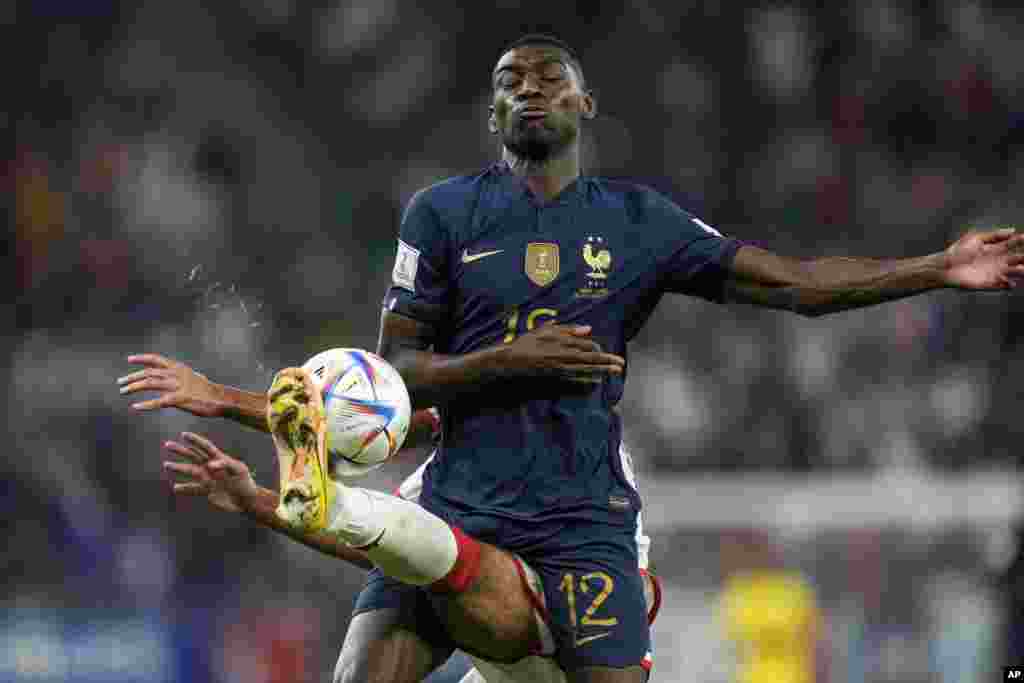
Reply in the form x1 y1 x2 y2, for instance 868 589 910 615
691 216 723 237
392 240 419 292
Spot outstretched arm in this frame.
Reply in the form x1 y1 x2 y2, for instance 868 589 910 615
723 228 1024 317
164 432 371 569
118 353 442 447
119 355 269 431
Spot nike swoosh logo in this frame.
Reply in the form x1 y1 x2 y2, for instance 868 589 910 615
461 248 504 264
574 632 612 647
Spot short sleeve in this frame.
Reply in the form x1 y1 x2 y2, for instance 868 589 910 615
383 190 452 326
648 192 740 302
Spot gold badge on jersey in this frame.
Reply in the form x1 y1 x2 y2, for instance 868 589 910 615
525 242 559 286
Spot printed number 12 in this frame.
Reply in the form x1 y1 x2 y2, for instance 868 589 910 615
559 572 618 629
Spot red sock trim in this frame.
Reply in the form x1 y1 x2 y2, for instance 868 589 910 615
430 525 481 593
640 568 662 626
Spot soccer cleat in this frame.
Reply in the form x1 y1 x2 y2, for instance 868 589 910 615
267 367 334 532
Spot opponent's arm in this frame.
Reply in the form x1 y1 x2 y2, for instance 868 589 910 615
378 310 625 410
118 354 269 431
723 228 1024 317
120 353 445 449
163 432 372 569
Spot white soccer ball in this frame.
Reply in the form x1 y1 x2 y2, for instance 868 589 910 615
301 348 411 480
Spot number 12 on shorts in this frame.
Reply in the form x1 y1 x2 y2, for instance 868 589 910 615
560 571 619 637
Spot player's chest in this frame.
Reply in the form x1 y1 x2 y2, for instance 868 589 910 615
452 214 644 307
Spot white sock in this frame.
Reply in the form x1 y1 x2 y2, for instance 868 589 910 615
326 483 458 586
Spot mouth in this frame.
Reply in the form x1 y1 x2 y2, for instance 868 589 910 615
516 107 548 120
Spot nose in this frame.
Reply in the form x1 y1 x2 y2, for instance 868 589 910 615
514 73 542 98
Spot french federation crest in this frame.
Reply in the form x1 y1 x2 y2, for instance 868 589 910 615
525 242 559 286
583 236 611 279
575 236 612 299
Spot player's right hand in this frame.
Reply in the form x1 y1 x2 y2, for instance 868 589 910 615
118 354 223 417
500 324 625 382
163 432 258 514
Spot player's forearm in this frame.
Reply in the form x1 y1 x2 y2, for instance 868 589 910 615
214 384 270 432
727 246 949 317
240 485 373 569
385 346 512 410
788 253 948 315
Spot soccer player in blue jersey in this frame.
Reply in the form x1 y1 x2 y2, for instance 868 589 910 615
340 33 1024 683
121 32 1024 683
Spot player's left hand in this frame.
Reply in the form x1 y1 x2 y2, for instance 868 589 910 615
163 432 259 514
117 354 224 416
944 227 1024 290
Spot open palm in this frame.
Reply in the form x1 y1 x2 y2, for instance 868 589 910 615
945 228 1024 290
163 432 259 513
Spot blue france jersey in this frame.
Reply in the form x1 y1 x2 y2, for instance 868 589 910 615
385 163 740 528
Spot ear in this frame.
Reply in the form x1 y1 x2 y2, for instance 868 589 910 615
488 105 498 134
580 90 597 120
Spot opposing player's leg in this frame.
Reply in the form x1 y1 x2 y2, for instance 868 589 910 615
335 607 450 683
268 367 541 665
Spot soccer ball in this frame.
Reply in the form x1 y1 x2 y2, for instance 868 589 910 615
301 348 411 480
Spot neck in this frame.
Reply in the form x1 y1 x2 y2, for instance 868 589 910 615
501 144 580 202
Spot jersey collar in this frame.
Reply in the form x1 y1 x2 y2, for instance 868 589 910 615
492 160 586 207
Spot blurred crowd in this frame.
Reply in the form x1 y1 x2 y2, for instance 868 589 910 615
5 1 1024 681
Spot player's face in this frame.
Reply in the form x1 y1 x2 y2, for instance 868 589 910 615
490 46 593 163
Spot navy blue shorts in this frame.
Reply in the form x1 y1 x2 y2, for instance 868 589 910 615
353 514 651 673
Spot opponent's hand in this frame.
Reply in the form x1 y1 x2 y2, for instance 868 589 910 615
118 354 223 416
163 432 258 514
944 228 1024 290
499 324 625 382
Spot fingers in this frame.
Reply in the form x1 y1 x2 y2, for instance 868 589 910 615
119 376 177 396
535 325 604 352
131 395 181 412
182 432 223 460
172 482 209 496
117 369 148 385
980 227 1017 242
560 351 625 370
557 362 625 376
118 367 169 387
559 336 605 353
126 353 176 369
164 439 208 463
163 460 206 480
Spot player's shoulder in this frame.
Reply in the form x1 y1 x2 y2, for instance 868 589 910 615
407 165 503 210
587 177 696 221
